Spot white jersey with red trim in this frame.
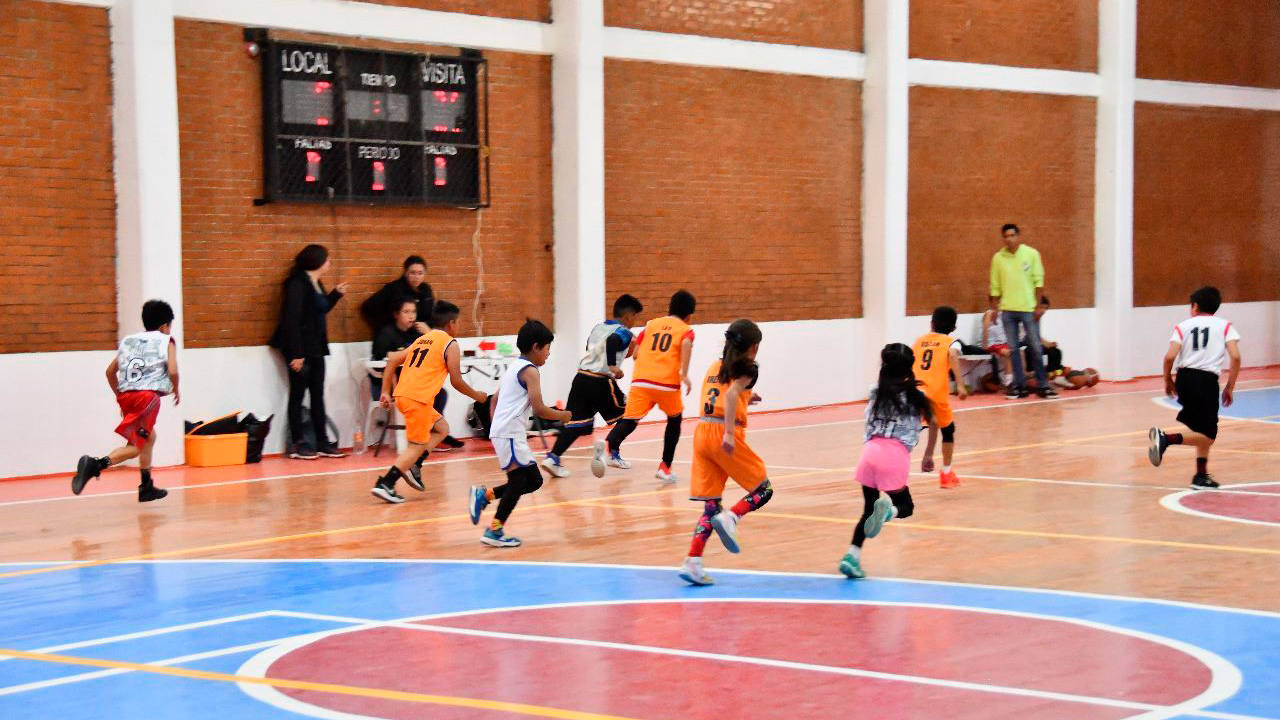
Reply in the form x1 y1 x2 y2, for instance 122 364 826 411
1170 315 1240 375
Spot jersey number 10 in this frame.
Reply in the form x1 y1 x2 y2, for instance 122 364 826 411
650 333 674 352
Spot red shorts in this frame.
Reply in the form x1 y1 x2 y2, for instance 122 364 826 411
986 343 1010 355
116 390 163 448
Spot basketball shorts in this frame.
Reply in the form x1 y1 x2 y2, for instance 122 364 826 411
856 437 911 492
1175 367 1220 440
624 385 683 420
690 421 767 500
493 435 536 471
564 372 627 428
925 394 954 429
115 390 163 448
396 395 442 445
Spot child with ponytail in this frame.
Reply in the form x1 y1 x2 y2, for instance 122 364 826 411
840 343 935 579
679 319 771 586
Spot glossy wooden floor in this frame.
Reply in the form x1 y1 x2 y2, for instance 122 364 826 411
3 367 1280 613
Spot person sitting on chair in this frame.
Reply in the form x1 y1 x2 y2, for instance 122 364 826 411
371 298 464 449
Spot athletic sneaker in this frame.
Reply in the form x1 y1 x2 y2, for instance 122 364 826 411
590 440 608 478
678 557 714 586
371 482 405 504
1036 387 1059 398
72 455 103 496
839 554 866 579
655 463 677 483
316 445 347 458
138 486 168 503
1004 387 1028 399
441 435 466 449
939 470 959 489
1147 427 1168 467
482 527 522 547
710 510 741 554
1052 376 1073 389
1191 473 1220 490
863 496 893 539
542 454 571 479
468 485 489 525
289 448 319 460
404 464 426 492
606 451 632 470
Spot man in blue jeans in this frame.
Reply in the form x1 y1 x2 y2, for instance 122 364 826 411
989 223 1057 399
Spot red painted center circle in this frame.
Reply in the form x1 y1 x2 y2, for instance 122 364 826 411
265 600 1212 720
1178 483 1280 524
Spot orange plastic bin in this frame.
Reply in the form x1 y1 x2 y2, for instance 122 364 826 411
185 413 248 467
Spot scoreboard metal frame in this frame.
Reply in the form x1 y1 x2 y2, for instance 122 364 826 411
251 30 490 208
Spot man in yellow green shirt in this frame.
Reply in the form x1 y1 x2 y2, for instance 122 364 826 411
989 223 1057 399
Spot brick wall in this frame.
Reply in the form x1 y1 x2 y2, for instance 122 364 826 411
175 21 553 348
355 0 549 22
605 60 860 324
1138 0 1280 88
910 0 1097 72
907 87 1096 316
1134 103 1280 307
605 0 861 51
0 1 116 354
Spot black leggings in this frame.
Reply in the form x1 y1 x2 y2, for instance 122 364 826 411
492 464 545 523
287 356 327 447
852 485 913 547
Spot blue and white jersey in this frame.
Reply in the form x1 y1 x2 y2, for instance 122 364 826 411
490 358 535 440
578 320 633 375
863 387 924 450
116 331 173 394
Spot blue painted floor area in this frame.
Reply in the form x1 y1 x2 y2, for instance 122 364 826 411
1159 385 1280 422
1 560 1278 719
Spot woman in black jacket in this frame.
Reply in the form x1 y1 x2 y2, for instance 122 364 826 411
271 244 349 459
360 255 434 336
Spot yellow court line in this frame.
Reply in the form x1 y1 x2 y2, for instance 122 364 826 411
573 502 1280 557
0 647 641 720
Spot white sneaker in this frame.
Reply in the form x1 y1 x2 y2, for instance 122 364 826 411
710 510 741 554
1052 376 1073 389
863 496 893 539
542 454 570 479
678 557 714 586
590 440 607 478
606 451 632 470
655 463 677 483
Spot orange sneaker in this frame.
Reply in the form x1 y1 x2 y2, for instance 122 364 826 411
940 470 960 489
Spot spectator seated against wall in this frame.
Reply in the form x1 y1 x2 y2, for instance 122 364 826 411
370 298 422 400
360 255 434 338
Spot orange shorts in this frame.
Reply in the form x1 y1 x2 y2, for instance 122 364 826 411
690 421 768 500
624 385 684 419
926 392 954 429
396 395 442 445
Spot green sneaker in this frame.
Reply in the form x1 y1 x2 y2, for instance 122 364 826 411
839 554 866 579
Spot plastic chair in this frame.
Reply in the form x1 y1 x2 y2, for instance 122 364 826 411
363 359 404 457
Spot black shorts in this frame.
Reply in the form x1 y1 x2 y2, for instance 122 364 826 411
1175 367 1220 439
565 372 626 428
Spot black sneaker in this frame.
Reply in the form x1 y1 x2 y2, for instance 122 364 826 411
316 445 347 459
1037 386 1059 398
72 455 103 496
138 486 168 502
441 435 466 449
1147 427 1167 467
1004 387 1028 399
1190 474 1220 490
405 464 425 492
289 448 318 460
371 482 406 504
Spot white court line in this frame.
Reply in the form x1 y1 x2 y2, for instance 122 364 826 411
3 381 1276 510
240 600 1246 720
1161 481 1280 530
0 611 278 664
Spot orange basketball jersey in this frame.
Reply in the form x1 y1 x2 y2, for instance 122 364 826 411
699 359 754 428
632 316 695 391
394 329 454 404
912 332 957 398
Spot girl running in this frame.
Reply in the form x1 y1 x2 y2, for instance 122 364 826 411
840 343 934 579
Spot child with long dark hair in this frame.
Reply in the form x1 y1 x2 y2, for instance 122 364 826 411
840 343 934 579
679 319 770 586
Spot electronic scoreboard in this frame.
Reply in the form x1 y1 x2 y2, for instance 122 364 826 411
252 32 488 207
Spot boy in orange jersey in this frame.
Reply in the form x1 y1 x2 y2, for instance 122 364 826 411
603 290 696 482
679 319 770 586
372 301 488 503
913 306 969 488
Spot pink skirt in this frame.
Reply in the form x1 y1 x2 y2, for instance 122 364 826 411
855 437 910 492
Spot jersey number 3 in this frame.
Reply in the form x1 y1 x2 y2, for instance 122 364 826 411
703 387 720 416
1188 327 1210 351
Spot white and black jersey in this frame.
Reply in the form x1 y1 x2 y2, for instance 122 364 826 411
116 331 173 394
1171 316 1240 376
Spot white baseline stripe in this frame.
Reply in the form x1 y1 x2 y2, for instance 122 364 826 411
0 611 278 664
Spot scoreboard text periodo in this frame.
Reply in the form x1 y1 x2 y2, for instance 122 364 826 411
257 37 488 207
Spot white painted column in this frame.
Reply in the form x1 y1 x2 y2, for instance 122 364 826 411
861 1 911 381
112 0 187 465
1095 0 1137 380
547 0 606 402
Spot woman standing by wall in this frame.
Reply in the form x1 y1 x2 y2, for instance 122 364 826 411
271 244 349 459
